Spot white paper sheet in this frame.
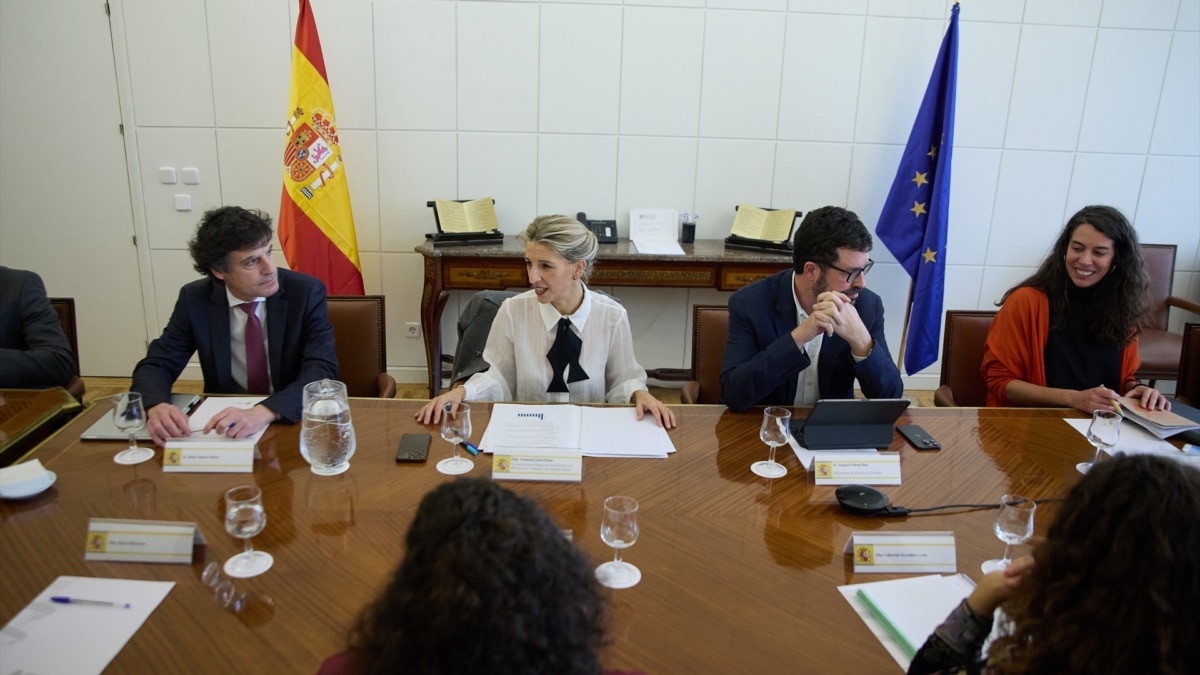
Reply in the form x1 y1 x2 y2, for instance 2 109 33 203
0 576 174 675
1062 417 1178 456
631 240 685 256
788 436 877 470
178 396 268 442
839 574 975 671
480 403 675 458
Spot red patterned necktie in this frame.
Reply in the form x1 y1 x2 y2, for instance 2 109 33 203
239 302 269 395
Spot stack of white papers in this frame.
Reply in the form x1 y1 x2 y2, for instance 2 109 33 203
176 396 268 444
480 403 676 458
628 208 685 256
839 573 976 671
1062 417 1178 457
1115 397 1200 439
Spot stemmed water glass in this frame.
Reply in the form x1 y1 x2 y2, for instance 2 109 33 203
112 392 154 465
1078 409 1121 474
980 494 1036 574
751 407 790 478
223 485 274 578
595 496 641 589
437 402 473 475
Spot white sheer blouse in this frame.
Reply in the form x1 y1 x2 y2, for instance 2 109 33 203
461 287 649 404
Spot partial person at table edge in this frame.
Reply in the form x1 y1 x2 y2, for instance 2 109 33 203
906 454 1199 675
415 215 674 429
0 265 76 390
316 477 647 675
131 206 338 446
719 205 903 412
980 205 1170 414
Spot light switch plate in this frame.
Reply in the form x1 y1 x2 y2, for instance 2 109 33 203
158 167 177 184
174 194 192 211
181 167 200 185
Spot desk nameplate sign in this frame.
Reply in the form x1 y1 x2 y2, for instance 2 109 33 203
491 447 582 483
813 452 901 485
85 518 206 564
845 531 956 574
162 441 254 473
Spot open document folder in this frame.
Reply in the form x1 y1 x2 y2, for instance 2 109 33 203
479 403 676 458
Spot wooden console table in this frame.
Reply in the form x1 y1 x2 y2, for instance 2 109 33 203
415 238 793 397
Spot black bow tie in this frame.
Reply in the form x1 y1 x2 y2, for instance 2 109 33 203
546 317 588 393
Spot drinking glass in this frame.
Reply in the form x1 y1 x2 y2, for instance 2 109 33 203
112 392 154 465
980 494 1036 573
436 402 473 475
223 485 273 578
1077 409 1121 474
751 407 790 478
595 496 641 589
300 379 356 476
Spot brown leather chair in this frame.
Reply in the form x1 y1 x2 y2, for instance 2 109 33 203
1177 323 1200 406
48 297 85 402
680 305 729 405
933 310 997 407
326 296 396 398
1136 244 1200 386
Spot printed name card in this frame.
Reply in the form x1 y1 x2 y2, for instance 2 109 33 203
85 518 206 564
845 531 957 574
162 441 254 473
491 447 582 483
813 452 901 485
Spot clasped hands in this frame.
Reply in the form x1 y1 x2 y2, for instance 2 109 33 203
793 291 873 357
146 402 276 447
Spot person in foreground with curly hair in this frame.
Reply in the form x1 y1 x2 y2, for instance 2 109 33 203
316 477 646 675
981 204 1170 413
907 454 1200 675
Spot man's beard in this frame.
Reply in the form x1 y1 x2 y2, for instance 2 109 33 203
814 273 859 304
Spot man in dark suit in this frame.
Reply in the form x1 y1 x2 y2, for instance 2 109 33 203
133 206 337 446
0 266 75 389
720 206 903 411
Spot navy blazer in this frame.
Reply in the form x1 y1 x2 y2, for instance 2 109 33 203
720 270 902 411
131 268 338 423
0 266 75 388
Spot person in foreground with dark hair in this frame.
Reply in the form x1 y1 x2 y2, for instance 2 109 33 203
907 454 1200 675
0 265 75 389
720 205 903 412
981 204 1169 413
132 206 337 446
317 477 645 675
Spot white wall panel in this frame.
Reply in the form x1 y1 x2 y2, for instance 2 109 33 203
1078 29 1171 154
1004 25 1095 151
846 143 902 228
773 142 854 217
1151 31 1200 156
537 135 619 219
778 13 864 143
693 139 777 240
136 128 222 250
458 132 538 233
615 136 698 230
855 17 945 145
954 20 1019 149
337 129 381 252
1135 156 1200 268
620 6 705 136
986 150 1074 267
123 0 214 127
1100 0 1180 29
958 0 1025 24
698 10 786 140
216 129 285 220
208 0 290 128
1180 0 1200 30
540 4 622 134
458 2 538 133
945 147 1003 267
377 131 457 251
1065 153 1146 220
1023 0 1102 27
866 0 950 20
375 1 456 131
306 0 376 130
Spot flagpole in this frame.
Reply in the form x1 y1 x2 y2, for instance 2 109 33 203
896 279 915 371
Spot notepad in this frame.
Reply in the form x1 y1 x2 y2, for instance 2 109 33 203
1116 396 1200 439
842 573 975 662
479 403 676 458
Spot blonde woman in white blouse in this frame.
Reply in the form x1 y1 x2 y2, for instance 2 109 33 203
416 215 676 429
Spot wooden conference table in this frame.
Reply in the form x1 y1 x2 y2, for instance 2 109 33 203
0 387 81 467
1 401 1101 673
415 238 793 397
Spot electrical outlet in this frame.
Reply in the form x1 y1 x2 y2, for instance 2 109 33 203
404 322 421 338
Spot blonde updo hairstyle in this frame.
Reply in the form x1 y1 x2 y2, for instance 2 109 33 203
519 215 599 283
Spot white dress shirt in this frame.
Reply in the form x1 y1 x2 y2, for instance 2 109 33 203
225 288 272 394
463 287 649 404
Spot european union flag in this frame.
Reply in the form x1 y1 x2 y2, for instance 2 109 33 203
876 3 960 376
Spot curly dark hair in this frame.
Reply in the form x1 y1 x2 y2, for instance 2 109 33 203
347 478 608 675
188 206 273 276
990 455 1200 674
791 206 873 274
998 205 1152 346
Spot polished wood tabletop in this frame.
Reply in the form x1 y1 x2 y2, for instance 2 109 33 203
0 387 81 467
1 401 1100 673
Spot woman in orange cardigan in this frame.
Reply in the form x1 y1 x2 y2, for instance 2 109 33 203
981 205 1170 413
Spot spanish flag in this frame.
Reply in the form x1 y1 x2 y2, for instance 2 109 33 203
278 0 364 295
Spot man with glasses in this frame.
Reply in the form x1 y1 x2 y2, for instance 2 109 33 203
720 205 902 411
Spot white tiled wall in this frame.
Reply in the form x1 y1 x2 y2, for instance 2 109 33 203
23 0 1200 385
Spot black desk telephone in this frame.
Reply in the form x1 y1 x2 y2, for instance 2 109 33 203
576 212 618 244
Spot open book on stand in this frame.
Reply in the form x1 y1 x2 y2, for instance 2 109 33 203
723 204 800 254
426 197 504 247
1117 396 1200 439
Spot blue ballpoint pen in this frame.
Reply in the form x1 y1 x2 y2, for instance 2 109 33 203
462 440 481 456
51 596 131 609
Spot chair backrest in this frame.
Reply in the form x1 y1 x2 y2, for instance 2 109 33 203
690 304 730 405
48 297 80 376
451 290 519 384
326 295 388 397
937 310 997 407
1139 243 1176 330
1178 323 1200 406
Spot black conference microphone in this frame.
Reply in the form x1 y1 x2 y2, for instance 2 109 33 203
834 485 1053 517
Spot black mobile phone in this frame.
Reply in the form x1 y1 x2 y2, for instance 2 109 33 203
395 433 431 463
897 424 941 450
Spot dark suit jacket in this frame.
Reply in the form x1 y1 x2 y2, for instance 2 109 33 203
720 270 903 411
131 268 337 423
0 266 75 388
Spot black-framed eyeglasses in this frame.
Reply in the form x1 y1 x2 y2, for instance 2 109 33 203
823 259 874 283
